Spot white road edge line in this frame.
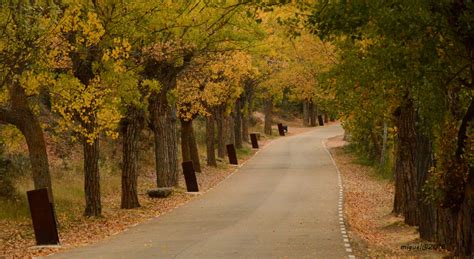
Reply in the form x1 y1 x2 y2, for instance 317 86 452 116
322 139 355 259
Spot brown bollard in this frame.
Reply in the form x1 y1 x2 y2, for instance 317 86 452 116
277 123 285 136
324 114 329 123
318 115 324 126
226 144 238 165
27 188 60 245
250 133 259 149
182 161 199 192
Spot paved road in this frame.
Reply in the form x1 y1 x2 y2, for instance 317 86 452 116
50 124 347 259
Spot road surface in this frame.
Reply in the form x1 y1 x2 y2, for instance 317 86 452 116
50 124 349 258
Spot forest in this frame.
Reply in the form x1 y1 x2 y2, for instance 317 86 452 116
0 0 473 257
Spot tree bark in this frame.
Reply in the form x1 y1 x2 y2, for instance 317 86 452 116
303 101 309 126
150 106 179 187
380 121 388 165
242 110 249 143
180 119 192 163
242 83 254 143
264 99 273 135
206 114 217 166
148 73 179 187
234 99 243 149
216 106 226 158
392 100 420 226
180 119 201 173
120 106 143 209
0 84 54 202
227 115 235 146
83 136 101 217
309 101 317 126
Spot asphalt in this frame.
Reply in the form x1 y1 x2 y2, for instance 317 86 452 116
49 124 347 259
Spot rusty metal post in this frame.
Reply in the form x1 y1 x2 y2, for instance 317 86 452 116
318 115 324 126
182 161 199 192
27 188 60 245
277 123 285 136
226 144 238 165
250 133 259 149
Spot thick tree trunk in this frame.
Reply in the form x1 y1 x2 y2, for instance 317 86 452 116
451 98 474 255
189 124 201 173
415 133 436 240
150 107 179 187
180 119 192 163
456 171 474 255
380 121 388 165
227 115 235 146
392 100 420 226
234 99 243 149
264 99 273 135
206 115 217 166
1 84 54 201
148 72 179 187
216 106 226 158
309 101 317 126
242 79 254 143
19 112 54 202
120 106 143 209
181 119 201 173
83 137 101 217
242 111 249 143
303 101 309 126
369 128 382 161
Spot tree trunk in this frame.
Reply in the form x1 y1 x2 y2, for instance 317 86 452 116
392 100 420 226
206 115 217 166
369 128 382 161
150 106 178 187
234 99 243 149
264 99 273 135
303 101 309 126
149 77 179 188
120 106 143 209
181 119 201 173
415 132 436 241
216 106 226 158
380 121 388 165
180 119 192 163
309 101 317 126
227 115 235 146
242 79 254 143
242 110 249 143
0 84 54 201
83 137 101 217
456 171 474 255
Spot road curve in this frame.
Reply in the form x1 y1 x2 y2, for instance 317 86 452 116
50 124 347 259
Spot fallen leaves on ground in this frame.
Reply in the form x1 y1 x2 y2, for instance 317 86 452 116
327 135 449 258
0 126 306 259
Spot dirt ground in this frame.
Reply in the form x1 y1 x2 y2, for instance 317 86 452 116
326 135 450 258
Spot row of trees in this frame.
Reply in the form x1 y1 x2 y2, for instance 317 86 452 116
306 0 473 256
1 0 332 218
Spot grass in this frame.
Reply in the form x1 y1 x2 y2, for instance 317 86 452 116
344 144 393 181
0 119 272 222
